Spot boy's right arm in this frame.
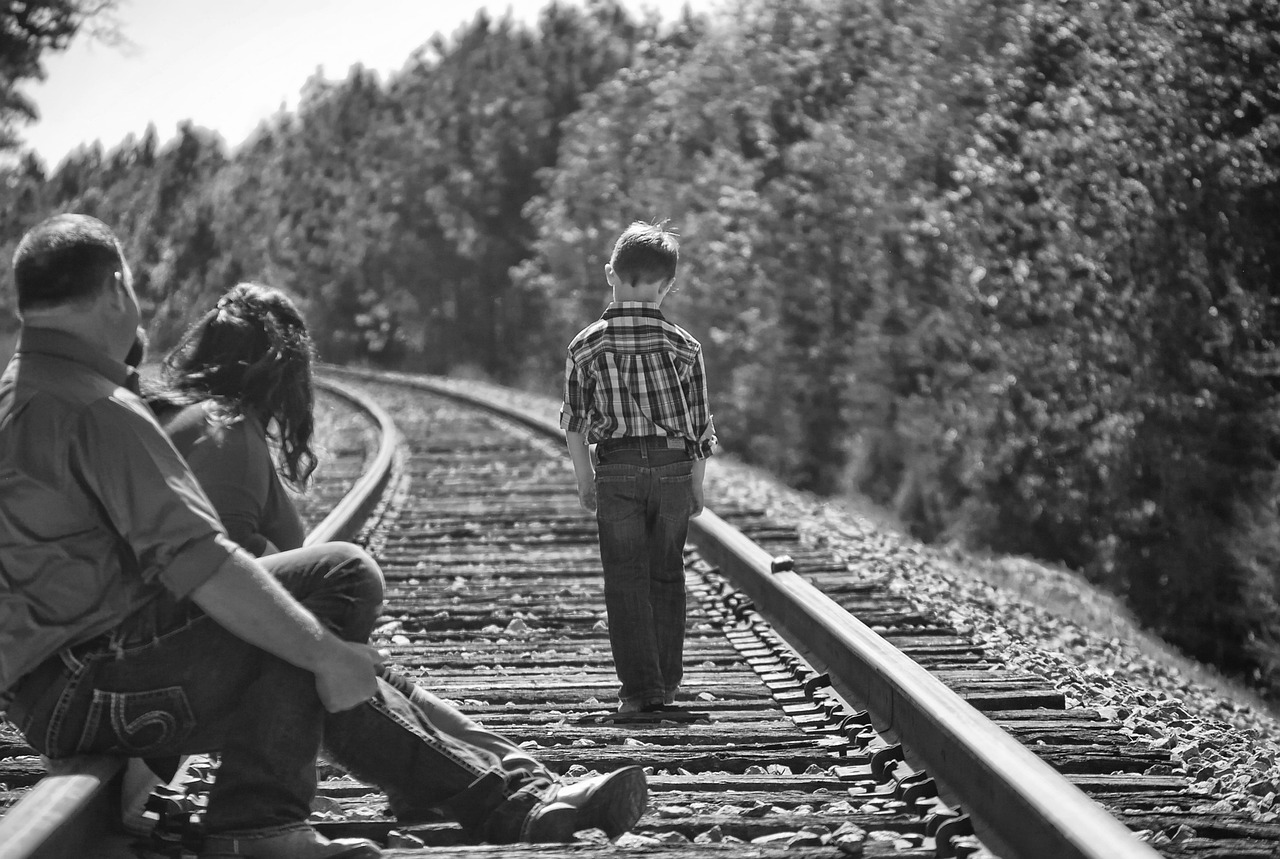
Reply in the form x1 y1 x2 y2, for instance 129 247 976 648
691 457 706 518
565 430 596 512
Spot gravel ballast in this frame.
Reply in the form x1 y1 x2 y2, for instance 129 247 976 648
707 456 1280 830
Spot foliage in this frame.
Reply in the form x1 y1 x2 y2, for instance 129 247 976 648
0 0 123 151
2 0 1280 694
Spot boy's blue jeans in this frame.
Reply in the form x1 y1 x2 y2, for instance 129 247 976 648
4 542 553 841
594 437 695 709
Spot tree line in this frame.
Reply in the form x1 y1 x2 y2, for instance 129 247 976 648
3 0 1279 697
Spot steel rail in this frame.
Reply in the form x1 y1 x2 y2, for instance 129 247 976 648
689 509 1161 859
321 365 1163 859
305 377 401 547
0 378 399 859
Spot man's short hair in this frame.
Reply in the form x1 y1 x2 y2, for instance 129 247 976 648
12 214 124 313
610 220 679 287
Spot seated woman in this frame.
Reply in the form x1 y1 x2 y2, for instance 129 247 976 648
149 283 648 846
154 284 310 557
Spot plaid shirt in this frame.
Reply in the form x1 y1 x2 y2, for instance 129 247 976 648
561 301 715 459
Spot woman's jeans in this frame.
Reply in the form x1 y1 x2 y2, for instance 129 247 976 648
594 437 695 708
4 542 553 840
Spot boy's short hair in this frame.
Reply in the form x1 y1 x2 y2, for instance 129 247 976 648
13 213 124 312
610 221 679 287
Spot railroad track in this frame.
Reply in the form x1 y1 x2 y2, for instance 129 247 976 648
3 367 1279 858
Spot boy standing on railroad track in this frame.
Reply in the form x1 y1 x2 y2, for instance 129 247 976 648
561 220 717 717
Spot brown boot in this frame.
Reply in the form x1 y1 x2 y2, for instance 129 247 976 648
520 765 648 842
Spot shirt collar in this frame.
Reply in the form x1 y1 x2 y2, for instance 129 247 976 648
603 301 665 321
16 327 131 388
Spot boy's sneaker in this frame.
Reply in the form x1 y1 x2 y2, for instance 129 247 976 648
596 701 709 724
616 698 664 714
645 702 711 722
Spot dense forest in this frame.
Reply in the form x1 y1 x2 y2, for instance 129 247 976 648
3 0 1279 698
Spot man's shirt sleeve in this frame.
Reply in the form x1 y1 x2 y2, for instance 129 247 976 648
72 397 237 598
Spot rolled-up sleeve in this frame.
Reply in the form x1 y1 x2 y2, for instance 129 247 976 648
560 351 592 434
686 348 716 459
73 397 236 598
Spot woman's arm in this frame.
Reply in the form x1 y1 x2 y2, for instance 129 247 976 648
165 404 272 550
186 417 269 549
258 467 306 552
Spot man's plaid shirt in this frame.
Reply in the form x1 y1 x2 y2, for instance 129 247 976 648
560 301 715 459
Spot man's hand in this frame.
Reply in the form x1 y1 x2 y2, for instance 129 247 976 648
314 641 385 712
195 552 386 713
691 482 705 518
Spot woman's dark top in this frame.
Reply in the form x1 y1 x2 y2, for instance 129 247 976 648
161 401 306 556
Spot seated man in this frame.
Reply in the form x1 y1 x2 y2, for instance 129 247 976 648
0 214 647 859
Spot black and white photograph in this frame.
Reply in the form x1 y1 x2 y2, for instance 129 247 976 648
2 1 1278 857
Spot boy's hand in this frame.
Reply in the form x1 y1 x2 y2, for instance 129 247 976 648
578 478 597 512
691 458 707 518
565 430 596 512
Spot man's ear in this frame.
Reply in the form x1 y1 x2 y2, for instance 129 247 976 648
604 263 621 290
99 269 124 307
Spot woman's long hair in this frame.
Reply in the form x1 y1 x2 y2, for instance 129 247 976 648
163 283 318 487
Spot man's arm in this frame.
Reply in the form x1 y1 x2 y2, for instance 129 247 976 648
565 430 596 512
191 550 382 712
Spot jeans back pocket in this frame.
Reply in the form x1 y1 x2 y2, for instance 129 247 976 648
657 470 694 522
595 466 642 523
77 685 196 756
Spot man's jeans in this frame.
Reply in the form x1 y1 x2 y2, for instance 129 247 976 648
594 437 695 708
5 542 553 840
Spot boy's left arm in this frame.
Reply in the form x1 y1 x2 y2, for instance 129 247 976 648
565 430 597 512
691 457 706 518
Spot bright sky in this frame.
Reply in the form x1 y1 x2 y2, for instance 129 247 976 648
21 0 707 169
